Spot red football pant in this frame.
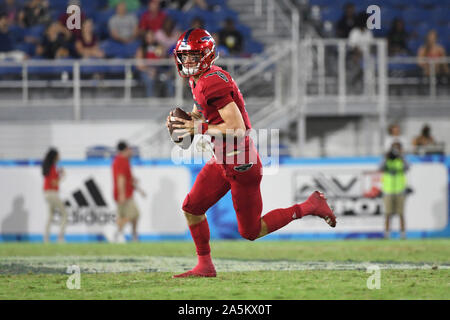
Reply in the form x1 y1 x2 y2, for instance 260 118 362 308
182 151 298 240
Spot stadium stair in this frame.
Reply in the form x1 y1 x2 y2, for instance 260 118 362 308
225 0 292 45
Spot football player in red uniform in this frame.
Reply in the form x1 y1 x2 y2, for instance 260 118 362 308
167 28 336 278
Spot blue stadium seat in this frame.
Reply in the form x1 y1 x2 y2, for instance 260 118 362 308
165 9 184 29
14 42 35 56
132 6 147 20
416 0 440 7
183 8 217 30
401 8 431 24
308 0 334 7
204 21 220 34
206 0 226 8
245 39 263 55
408 39 422 54
320 7 341 23
93 8 115 39
99 40 140 59
80 64 111 75
386 0 411 7
50 0 68 10
389 53 418 72
80 0 100 11
430 9 448 26
100 40 124 58
24 25 46 39
435 26 449 43
235 23 252 39
123 41 140 58
380 8 402 29
213 8 239 25
28 61 74 76
0 65 22 76
414 23 431 40
8 25 25 43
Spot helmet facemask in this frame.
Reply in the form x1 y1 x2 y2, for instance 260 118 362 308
175 46 216 78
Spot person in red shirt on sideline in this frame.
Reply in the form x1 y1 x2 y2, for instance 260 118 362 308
112 141 143 242
42 148 67 243
138 0 166 36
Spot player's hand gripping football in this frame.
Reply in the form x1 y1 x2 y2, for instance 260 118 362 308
171 111 205 139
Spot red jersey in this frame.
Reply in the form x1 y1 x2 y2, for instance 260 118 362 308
112 154 134 201
189 65 252 158
139 10 167 32
43 165 59 191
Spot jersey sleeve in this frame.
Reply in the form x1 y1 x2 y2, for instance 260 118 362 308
115 158 127 176
203 73 234 110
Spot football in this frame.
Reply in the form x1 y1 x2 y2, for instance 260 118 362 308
168 107 194 149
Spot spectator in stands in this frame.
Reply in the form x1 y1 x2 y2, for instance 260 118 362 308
0 13 26 61
36 21 71 59
108 1 139 44
154 17 181 53
181 0 210 11
412 124 436 151
57 0 86 58
346 12 372 93
139 0 167 35
18 0 51 28
336 2 356 38
136 30 170 97
387 18 409 56
58 0 86 39
109 0 140 12
190 16 204 29
169 0 189 10
417 30 449 77
75 19 105 59
385 123 407 153
212 32 229 58
0 0 22 24
218 18 243 56
348 12 373 52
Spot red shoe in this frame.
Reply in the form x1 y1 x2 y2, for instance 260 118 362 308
173 269 217 278
173 259 217 278
296 191 337 228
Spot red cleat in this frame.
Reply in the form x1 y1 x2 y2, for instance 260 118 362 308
173 269 217 278
173 258 217 278
296 191 337 228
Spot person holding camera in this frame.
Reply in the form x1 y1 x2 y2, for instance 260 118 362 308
380 142 409 239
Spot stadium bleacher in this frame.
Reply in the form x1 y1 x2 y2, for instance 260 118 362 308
310 0 449 53
0 0 263 62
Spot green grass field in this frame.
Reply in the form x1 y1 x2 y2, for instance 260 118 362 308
0 239 449 300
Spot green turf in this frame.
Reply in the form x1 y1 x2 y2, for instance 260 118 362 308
1 270 448 300
1 239 449 262
0 239 449 300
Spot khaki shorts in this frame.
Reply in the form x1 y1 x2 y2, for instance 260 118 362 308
117 198 139 221
44 190 68 230
383 194 405 216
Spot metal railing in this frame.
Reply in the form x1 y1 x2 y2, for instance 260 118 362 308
387 56 450 99
0 57 273 118
1 0 449 159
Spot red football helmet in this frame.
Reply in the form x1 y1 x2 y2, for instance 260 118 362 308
173 28 217 78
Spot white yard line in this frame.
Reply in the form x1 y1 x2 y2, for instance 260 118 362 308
1 256 448 274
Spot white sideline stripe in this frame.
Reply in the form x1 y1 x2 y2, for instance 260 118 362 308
0 256 448 274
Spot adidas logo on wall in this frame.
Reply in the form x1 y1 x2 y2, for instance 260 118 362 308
52 178 116 226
